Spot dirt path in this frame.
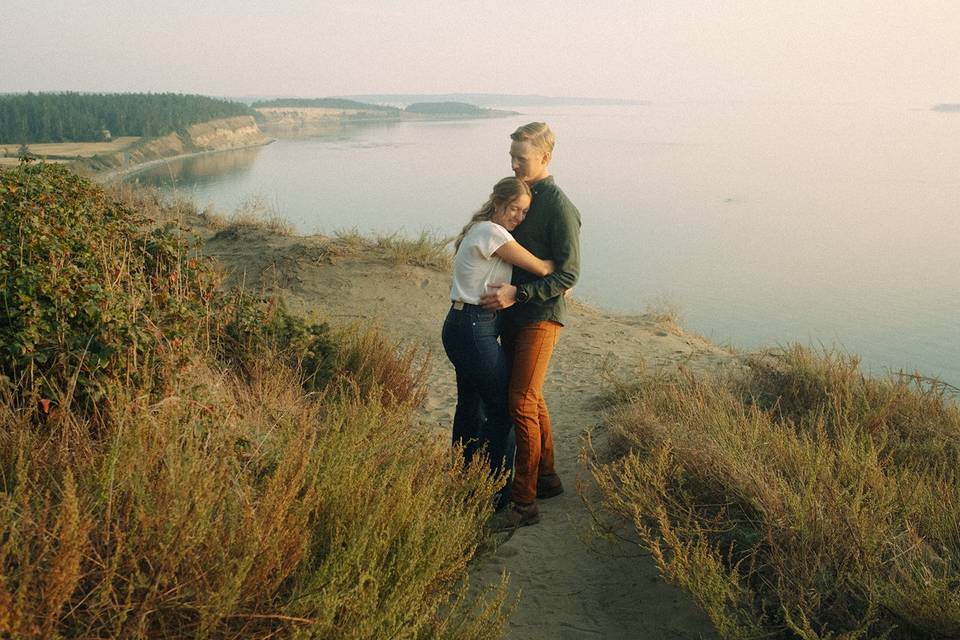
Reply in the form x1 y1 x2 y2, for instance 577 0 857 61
200 226 733 639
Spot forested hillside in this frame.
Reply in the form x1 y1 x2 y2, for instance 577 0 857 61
404 101 484 114
0 93 255 143
251 97 401 112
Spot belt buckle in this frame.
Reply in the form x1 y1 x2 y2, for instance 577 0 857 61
452 301 465 310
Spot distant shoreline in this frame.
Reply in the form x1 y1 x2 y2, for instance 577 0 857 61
334 93 648 108
92 106 520 181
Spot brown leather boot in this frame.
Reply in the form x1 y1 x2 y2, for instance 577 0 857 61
490 501 540 531
536 473 564 499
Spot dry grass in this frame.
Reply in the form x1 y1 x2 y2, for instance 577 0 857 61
332 228 371 253
1 164 510 638
0 353 509 638
221 194 294 236
331 323 431 408
642 296 685 337
105 180 200 228
330 228 453 271
107 184 293 238
376 231 454 270
0 137 140 158
589 345 960 639
642 295 682 325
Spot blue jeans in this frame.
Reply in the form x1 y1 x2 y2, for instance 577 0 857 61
441 303 515 508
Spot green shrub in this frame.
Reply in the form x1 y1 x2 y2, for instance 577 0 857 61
590 346 960 639
0 161 217 405
0 162 341 407
215 290 337 392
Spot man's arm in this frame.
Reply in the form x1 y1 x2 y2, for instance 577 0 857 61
480 195 580 310
516 200 580 303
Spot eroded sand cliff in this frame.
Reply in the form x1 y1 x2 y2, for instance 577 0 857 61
81 116 272 177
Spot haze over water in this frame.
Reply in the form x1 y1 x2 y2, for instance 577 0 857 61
134 102 960 386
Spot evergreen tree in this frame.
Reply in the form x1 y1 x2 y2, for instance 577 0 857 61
0 93 255 143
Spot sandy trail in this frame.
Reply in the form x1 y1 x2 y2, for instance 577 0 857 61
200 225 733 639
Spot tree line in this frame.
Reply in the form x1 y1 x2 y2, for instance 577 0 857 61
0 92 255 143
404 101 484 114
251 97 401 112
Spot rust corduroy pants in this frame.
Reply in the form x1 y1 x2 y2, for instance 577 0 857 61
502 320 562 505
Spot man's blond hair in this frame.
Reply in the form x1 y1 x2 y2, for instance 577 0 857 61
510 122 555 155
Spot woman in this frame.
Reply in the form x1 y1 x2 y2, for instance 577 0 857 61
442 177 553 508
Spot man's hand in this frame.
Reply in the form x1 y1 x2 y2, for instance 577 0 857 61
480 283 517 310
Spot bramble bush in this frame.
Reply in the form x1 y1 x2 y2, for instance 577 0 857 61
0 160 338 408
0 162 508 638
590 347 960 639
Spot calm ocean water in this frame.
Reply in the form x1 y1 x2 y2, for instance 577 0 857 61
131 103 960 385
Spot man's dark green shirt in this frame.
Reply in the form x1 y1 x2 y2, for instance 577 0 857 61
507 175 581 327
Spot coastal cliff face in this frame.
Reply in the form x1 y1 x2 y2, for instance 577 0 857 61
186 116 270 150
80 116 271 175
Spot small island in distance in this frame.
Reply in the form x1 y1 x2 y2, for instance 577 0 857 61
250 96 518 119
932 103 960 112
251 96 519 138
333 93 649 107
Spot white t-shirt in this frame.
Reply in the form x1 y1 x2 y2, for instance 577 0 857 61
449 221 514 305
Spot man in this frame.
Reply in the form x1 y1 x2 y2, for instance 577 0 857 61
480 122 581 529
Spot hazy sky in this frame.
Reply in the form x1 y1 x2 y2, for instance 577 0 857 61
3 0 958 103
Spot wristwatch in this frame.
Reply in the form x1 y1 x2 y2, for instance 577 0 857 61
516 286 530 304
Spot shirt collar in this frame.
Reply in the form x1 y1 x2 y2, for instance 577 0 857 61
530 175 554 196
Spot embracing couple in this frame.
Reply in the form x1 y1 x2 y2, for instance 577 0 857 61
442 122 581 531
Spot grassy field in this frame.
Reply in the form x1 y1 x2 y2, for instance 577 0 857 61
0 137 140 164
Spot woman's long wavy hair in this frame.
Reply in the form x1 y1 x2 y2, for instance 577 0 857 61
454 177 531 252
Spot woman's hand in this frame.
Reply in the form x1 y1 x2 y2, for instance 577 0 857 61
480 283 517 310
544 260 556 275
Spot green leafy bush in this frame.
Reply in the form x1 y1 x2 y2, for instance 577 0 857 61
0 161 342 407
216 290 337 392
1 161 214 404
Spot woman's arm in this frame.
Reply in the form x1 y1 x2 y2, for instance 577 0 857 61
494 241 554 277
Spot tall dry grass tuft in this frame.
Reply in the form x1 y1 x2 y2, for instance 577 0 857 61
222 193 294 236
332 323 430 409
331 228 453 271
106 180 199 227
589 345 960 639
376 231 453 270
41 469 87 636
1 162 509 638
